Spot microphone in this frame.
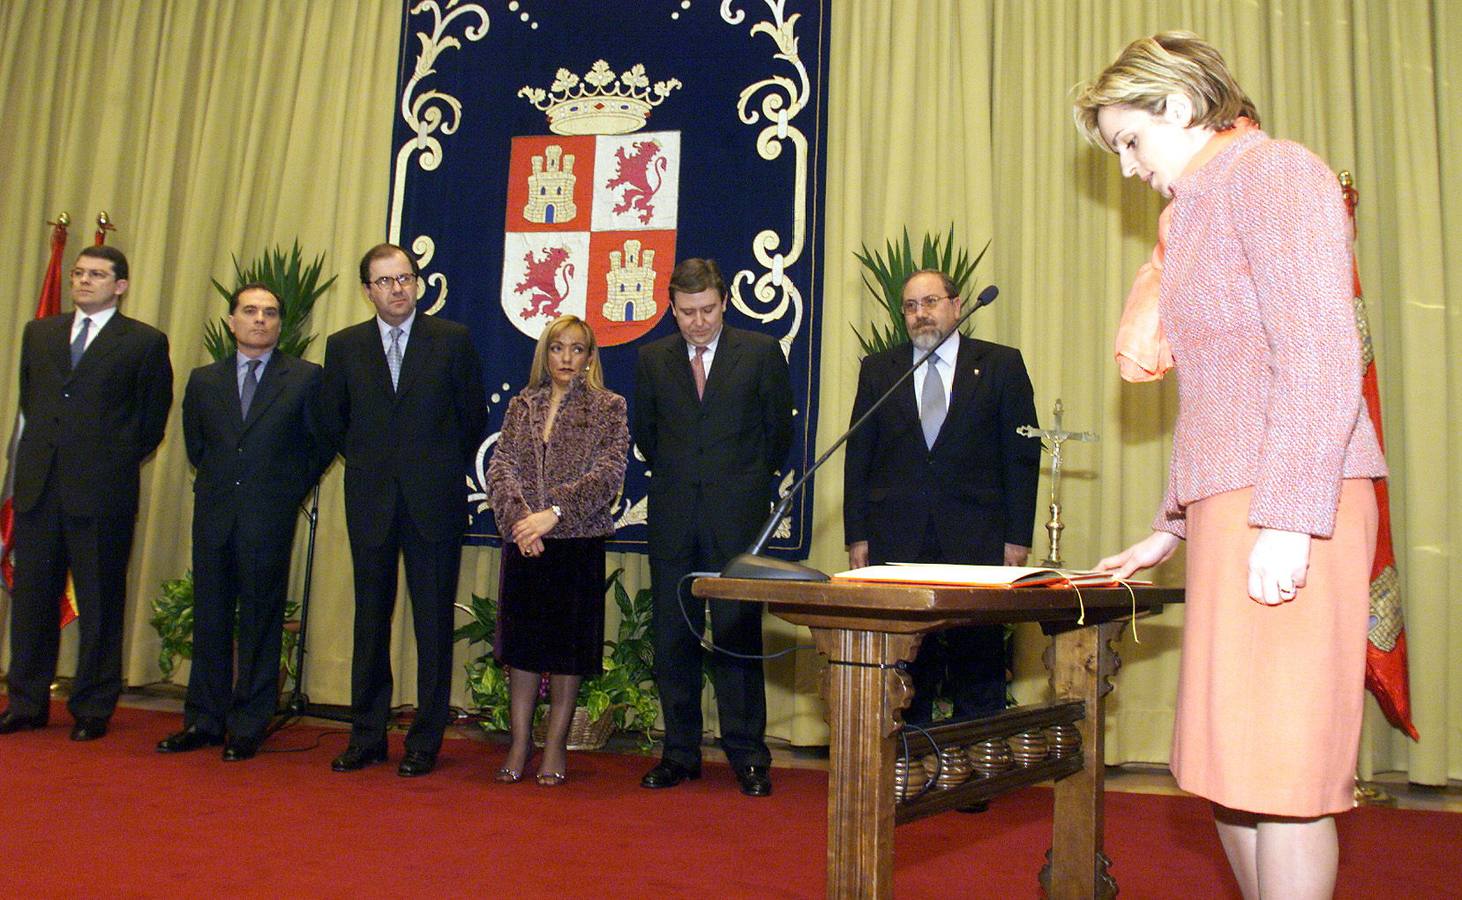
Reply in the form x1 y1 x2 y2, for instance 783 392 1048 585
720 284 1000 581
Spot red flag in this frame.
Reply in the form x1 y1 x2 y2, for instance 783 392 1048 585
1342 174 1418 741
0 216 80 627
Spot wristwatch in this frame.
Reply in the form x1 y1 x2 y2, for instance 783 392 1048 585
550 504 563 519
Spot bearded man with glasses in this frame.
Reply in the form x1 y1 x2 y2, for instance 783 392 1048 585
843 268 1041 730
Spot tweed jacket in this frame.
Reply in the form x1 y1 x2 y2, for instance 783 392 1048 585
487 377 629 539
1155 130 1387 539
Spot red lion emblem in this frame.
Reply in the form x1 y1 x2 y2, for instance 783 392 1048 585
514 247 574 320
605 140 668 225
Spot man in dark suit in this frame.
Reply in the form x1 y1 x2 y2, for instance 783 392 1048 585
632 257 793 797
320 243 486 777
844 268 1040 724
0 245 172 741
156 284 332 761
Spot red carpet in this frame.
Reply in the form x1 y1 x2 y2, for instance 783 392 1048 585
1 702 1456 898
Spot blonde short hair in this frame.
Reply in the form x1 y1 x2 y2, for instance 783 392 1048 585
1072 31 1260 150
527 315 606 391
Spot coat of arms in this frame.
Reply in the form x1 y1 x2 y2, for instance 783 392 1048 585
500 61 682 345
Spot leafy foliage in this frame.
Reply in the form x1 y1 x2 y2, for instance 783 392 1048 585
148 571 301 686
851 224 990 357
149 573 196 681
203 241 338 361
454 567 661 749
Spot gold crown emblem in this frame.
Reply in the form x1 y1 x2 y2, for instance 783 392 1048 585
519 60 681 136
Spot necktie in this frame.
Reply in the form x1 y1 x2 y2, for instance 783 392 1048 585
920 353 946 449
691 345 707 400
240 359 261 420
387 326 403 391
70 317 92 368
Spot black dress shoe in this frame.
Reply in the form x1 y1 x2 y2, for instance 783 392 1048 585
0 711 47 734
640 758 701 789
157 726 225 753
734 764 773 797
331 742 388 772
222 737 260 762
398 750 437 777
70 718 108 741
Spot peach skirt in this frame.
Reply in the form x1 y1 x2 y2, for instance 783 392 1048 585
1171 479 1378 817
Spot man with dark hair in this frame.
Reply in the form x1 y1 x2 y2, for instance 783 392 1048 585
156 284 332 761
844 267 1040 725
321 242 486 777
632 256 793 797
0 247 172 741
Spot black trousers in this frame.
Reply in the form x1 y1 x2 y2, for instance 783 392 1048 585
185 522 295 741
7 484 135 722
897 521 1008 725
346 489 462 755
650 512 769 770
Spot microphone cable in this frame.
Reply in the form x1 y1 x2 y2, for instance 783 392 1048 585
676 572 817 661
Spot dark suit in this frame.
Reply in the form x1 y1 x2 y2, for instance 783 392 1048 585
7 310 172 722
320 313 486 755
843 335 1039 721
181 352 331 741
632 325 793 769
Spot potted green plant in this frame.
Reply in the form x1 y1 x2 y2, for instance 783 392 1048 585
851 224 989 357
454 567 661 750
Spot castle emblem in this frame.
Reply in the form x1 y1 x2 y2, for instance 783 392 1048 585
523 145 577 224
603 240 657 323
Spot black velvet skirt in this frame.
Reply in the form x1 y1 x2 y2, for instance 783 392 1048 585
496 536 606 677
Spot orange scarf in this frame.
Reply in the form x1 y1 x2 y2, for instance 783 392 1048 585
1114 117 1260 382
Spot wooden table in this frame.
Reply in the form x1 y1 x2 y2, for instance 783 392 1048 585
693 577 1183 899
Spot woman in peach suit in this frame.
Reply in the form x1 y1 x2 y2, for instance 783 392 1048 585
1075 33 1387 899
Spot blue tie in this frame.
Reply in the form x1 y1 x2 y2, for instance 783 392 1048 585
240 359 261 419
70 317 92 369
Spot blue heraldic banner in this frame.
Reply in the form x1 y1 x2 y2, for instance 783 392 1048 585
387 0 829 555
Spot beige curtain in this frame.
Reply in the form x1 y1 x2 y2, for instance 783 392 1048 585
2 0 1456 785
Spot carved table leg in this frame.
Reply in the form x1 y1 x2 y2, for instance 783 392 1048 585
812 628 921 900
1043 620 1123 899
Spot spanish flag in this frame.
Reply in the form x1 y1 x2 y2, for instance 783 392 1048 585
1342 174 1418 741
0 216 80 627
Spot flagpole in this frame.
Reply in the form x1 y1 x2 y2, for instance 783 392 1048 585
2 213 74 682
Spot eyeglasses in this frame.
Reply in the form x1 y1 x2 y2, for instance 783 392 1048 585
367 273 418 290
901 295 954 314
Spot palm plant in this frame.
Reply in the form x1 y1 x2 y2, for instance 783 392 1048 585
203 241 337 361
851 224 990 357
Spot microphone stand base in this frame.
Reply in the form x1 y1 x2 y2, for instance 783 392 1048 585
719 553 830 582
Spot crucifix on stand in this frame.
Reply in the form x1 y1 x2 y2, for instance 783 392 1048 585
1017 398 1099 567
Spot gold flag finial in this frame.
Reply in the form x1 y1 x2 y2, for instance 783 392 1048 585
55 211 71 226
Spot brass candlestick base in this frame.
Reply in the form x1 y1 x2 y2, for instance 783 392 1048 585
1041 500 1065 568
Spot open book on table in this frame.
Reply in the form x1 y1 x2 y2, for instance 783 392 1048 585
830 563 1151 588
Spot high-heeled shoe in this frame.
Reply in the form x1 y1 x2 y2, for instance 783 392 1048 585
535 770 567 787
495 766 525 784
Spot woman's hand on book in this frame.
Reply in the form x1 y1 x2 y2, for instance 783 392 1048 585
1096 531 1180 579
